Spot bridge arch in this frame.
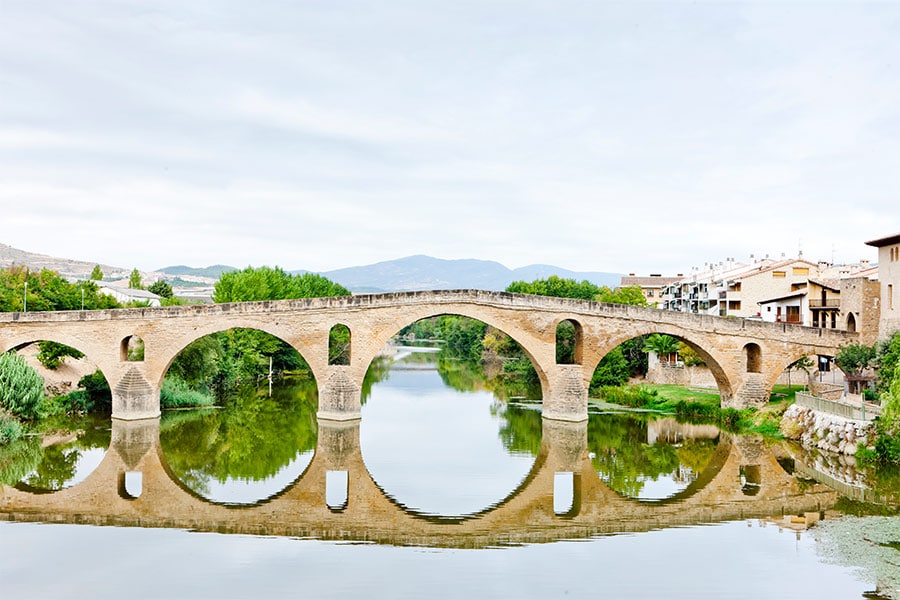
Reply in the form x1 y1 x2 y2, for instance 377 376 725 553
585 325 737 404
156 323 320 392
355 306 552 401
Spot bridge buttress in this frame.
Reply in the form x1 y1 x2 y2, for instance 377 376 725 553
317 365 362 420
542 365 588 422
110 363 161 420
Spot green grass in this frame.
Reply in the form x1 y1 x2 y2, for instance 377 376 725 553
640 384 721 406
591 383 798 438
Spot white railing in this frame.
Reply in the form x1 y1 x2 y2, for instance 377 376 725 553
795 391 881 421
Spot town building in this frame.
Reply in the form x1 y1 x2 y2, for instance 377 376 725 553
619 274 682 306
865 233 900 340
99 285 162 307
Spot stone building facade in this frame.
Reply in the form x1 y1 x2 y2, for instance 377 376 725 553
866 233 900 341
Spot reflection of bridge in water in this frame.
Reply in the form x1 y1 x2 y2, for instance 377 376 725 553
0 417 839 548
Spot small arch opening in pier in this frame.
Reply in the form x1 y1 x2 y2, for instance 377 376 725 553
553 471 579 516
744 343 762 374
121 336 144 362
326 470 349 511
120 471 143 499
328 324 351 366
740 465 761 496
555 319 583 365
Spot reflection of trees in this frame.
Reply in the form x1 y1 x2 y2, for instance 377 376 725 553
362 357 393 405
0 438 43 486
160 380 318 493
589 414 717 499
22 445 79 490
0 415 111 490
495 401 543 456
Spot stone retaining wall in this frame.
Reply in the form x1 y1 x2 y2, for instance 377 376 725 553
780 403 873 456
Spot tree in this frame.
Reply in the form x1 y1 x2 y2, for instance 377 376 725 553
834 343 875 377
36 342 84 370
213 266 349 302
643 334 681 365
147 280 174 299
597 285 648 306
506 276 600 301
90 265 103 281
128 268 143 290
0 267 120 313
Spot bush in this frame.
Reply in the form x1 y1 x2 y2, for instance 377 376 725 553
0 352 44 420
599 385 658 408
77 370 112 412
161 376 215 409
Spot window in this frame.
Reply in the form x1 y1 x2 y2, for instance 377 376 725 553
792 267 809 275
772 271 786 278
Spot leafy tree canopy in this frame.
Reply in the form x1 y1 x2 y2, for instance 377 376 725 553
597 285 649 306
506 276 600 301
213 266 349 303
834 343 876 377
0 267 120 313
147 280 174 299
128 268 143 290
90 265 103 281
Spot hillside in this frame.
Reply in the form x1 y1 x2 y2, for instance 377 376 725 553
316 255 622 293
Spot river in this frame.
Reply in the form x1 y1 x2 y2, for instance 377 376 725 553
1 347 897 599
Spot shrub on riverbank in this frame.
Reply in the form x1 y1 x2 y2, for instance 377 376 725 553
595 384 782 436
161 376 215 409
0 352 44 420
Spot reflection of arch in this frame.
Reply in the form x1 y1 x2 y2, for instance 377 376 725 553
361 442 548 524
328 324 351 366
744 343 762 373
121 335 144 361
597 435 731 506
361 309 550 400
846 313 857 333
555 319 582 365
155 441 316 509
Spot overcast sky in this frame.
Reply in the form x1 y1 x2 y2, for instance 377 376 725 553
1 1 898 275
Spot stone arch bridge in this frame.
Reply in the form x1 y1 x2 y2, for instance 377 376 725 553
0 290 854 421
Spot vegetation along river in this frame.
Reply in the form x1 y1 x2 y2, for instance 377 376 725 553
1 346 898 599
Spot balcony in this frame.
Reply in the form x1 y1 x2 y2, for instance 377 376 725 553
809 299 841 309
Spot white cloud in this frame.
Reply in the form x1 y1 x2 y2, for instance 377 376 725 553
0 1 897 275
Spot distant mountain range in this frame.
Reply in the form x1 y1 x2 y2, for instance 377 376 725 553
306 255 622 293
0 242 622 293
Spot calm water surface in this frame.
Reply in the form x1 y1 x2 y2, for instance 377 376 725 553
0 348 895 599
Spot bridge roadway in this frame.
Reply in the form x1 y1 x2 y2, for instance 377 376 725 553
0 418 838 548
0 289 854 421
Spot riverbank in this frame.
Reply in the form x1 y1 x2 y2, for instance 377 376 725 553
780 403 873 456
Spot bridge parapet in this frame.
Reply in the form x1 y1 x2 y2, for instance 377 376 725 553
0 289 854 419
